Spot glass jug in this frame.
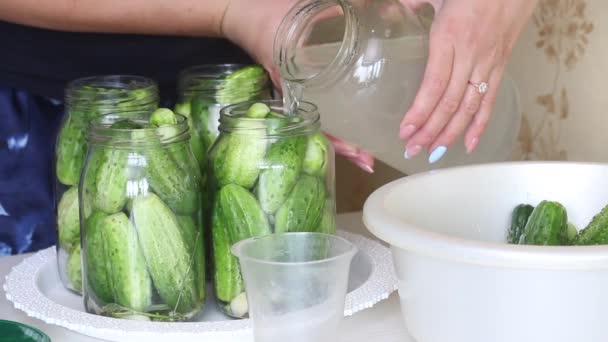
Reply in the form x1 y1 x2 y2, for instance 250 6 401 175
273 0 521 174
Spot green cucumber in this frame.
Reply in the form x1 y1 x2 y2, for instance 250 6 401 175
567 222 578 244
84 211 113 304
150 108 178 127
215 65 267 104
57 186 80 252
212 199 244 303
245 102 270 119
519 200 568 246
94 149 128 213
67 244 82 292
132 193 199 314
81 149 104 219
102 212 152 312
256 136 307 214
302 132 330 177
217 184 271 244
574 205 608 245
275 175 326 233
507 204 534 244
212 120 268 189
56 114 88 186
176 100 207 170
146 147 200 215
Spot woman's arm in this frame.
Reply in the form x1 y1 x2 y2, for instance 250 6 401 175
0 0 229 37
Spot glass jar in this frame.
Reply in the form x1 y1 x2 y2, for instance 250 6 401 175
208 99 337 318
80 110 206 321
55 75 158 294
175 64 272 282
274 0 521 174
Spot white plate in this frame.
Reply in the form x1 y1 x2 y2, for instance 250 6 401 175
4 230 397 342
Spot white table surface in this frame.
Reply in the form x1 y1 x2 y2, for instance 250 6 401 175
0 212 413 342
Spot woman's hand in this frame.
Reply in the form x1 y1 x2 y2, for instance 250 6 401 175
399 0 537 163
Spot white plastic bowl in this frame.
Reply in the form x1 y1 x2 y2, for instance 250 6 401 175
363 162 608 342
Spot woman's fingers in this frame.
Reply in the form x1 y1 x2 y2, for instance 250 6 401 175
404 54 474 162
428 61 495 155
399 34 454 142
464 64 506 151
324 133 375 173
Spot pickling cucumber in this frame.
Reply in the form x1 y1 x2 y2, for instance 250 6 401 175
573 205 608 245
102 212 152 312
57 186 80 252
275 175 326 233
217 184 271 244
84 211 113 304
131 193 200 314
256 136 307 214
302 132 330 177
519 200 568 246
94 149 128 213
507 204 534 244
211 198 244 303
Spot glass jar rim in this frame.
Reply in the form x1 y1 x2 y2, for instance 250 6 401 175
273 0 359 86
218 99 321 137
88 110 190 148
65 75 159 108
177 64 270 97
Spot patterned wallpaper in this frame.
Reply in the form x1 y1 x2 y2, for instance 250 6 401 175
511 0 604 161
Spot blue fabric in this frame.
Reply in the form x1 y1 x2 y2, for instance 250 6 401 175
0 86 180 257
0 85 64 256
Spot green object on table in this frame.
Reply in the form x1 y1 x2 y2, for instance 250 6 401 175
0 320 51 341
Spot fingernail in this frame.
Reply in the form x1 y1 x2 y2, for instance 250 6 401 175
399 124 417 140
404 145 423 159
466 137 479 154
428 146 447 164
355 160 375 174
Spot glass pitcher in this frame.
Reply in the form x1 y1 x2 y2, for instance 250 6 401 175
273 0 521 174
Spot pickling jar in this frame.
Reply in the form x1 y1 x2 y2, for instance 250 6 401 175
207 99 337 318
55 75 158 294
175 65 271 281
273 0 521 174
80 110 206 321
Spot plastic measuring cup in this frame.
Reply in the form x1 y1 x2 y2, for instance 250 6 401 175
231 232 357 342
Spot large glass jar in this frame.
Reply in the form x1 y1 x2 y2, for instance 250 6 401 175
274 0 521 174
208 99 336 318
80 110 206 321
55 75 158 294
175 64 272 281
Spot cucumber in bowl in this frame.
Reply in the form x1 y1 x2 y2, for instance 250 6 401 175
507 201 608 246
